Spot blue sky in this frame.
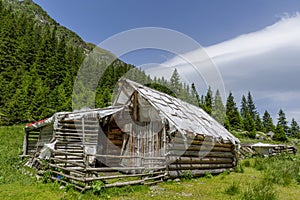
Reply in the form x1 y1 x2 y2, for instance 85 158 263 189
33 0 300 123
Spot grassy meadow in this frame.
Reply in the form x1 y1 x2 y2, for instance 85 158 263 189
0 125 299 200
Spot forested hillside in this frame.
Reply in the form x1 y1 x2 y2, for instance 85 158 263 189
0 0 133 124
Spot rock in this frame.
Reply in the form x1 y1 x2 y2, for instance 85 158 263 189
174 178 180 182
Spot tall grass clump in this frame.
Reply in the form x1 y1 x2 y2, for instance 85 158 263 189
224 181 240 196
256 154 300 186
242 180 277 200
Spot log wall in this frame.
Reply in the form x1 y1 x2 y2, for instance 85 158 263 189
167 132 237 177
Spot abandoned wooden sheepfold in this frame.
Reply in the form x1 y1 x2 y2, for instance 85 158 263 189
23 79 240 190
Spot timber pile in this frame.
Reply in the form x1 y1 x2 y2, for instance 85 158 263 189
272 145 297 155
240 143 297 157
167 132 236 177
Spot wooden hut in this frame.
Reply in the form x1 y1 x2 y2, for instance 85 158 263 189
23 79 240 190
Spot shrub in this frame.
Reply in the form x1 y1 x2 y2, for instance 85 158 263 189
243 160 251 167
181 170 193 180
224 181 240 196
204 172 212 179
234 162 244 173
91 180 105 194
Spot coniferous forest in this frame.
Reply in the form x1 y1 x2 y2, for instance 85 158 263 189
0 0 299 141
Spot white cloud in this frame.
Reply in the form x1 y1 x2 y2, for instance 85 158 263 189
163 14 300 122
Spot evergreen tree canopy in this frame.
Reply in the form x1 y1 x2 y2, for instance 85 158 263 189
262 110 275 133
290 118 300 137
225 92 242 130
277 109 289 134
212 89 225 124
204 86 213 115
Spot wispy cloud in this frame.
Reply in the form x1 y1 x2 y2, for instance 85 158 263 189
163 14 300 122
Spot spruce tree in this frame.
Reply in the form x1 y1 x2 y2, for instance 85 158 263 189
225 92 242 131
247 92 257 118
169 68 181 95
290 118 300 137
190 83 200 107
262 110 275 133
240 95 248 119
204 86 213 115
212 89 225 124
274 125 288 142
277 109 289 134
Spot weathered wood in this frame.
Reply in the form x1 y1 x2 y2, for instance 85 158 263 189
168 156 233 164
169 150 235 158
51 158 86 168
86 166 166 172
22 131 29 156
169 144 233 152
52 177 84 191
49 164 85 176
84 171 165 182
168 168 232 178
168 163 233 170
52 170 85 182
171 137 234 148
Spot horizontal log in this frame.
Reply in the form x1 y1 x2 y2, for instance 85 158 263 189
50 158 86 168
55 129 98 134
143 179 164 185
168 168 232 178
53 150 84 156
49 163 85 176
168 163 233 170
168 157 233 164
143 174 166 181
86 166 166 172
173 132 205 140
84 171 165 182
169 150 235 158
169 144 233 152
171 137 234 147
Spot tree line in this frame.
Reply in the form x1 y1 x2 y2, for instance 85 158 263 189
152 69 300 141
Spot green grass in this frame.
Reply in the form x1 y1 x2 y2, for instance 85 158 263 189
0 125 300 200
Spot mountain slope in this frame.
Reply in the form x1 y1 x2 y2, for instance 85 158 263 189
0 0 129 125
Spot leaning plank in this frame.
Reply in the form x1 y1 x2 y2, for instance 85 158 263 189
52 177 84 191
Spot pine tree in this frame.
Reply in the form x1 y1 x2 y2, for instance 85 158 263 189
255 114 265 132
240 95 248 119
204 86 213 115
290 118 300 137
247 92 257 118
190 83 200 107
212 89 225 124
225 92 242 130
262 110 275 133
169 68 181 95
274 125 288 142
277 109 289 134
